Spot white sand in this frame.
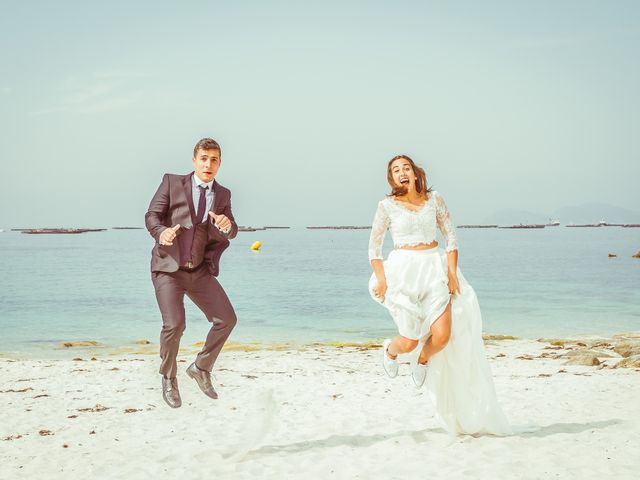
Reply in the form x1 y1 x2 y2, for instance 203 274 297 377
1 340 639 479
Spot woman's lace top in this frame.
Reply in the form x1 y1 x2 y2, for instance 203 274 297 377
368 190 458 260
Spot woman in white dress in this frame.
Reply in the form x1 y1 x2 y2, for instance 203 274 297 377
368 155 511 436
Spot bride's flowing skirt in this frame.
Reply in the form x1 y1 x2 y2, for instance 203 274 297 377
369 249 512 436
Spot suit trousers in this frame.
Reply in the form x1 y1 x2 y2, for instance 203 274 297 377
151 266 237 378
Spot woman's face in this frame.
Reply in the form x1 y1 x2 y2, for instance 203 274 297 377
390 158 416 192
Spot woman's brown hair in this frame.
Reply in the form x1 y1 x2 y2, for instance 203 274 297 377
387 155 432 198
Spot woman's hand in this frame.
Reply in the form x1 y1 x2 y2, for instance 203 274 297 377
373 279 387 302
448 271 461 297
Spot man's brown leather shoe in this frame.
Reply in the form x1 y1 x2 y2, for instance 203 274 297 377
186 362 218 399
162 376 182 408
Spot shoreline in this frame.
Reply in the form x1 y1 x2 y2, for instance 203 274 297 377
1 331 639 365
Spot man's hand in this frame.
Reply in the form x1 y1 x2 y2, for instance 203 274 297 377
159 224 181 246
209 212 231 233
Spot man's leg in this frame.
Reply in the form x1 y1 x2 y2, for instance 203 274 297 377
186 269 237 373
152 271 187 379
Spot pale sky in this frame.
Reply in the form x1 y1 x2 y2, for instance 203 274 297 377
1 0 638 228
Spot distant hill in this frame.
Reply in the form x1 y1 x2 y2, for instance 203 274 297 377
550 204 640 224
482 203 639 226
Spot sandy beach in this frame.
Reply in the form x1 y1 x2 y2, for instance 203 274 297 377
1 335 639 479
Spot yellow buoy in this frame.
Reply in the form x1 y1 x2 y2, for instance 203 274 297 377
251 241 262 251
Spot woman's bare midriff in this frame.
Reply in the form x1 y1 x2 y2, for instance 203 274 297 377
395 240 438 250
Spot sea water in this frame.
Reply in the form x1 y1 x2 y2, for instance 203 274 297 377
0 227 638 355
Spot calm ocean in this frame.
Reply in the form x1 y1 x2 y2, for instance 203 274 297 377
0 227 638 356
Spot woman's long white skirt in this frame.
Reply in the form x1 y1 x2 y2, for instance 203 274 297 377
369 248 512 436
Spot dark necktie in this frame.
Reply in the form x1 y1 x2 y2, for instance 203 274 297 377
196 185 208 224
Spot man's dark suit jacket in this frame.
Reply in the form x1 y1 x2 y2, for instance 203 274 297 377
145 173 238 276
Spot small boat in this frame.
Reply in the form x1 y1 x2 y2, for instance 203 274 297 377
566 222 603 228
21 228 107 234
306 226 372 230
498 224 545 229
238 226 267 232
458 224 498 229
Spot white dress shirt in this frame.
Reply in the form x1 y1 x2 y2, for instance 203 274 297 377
192 174 214 223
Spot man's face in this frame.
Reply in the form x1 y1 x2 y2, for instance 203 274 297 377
192 148 220 183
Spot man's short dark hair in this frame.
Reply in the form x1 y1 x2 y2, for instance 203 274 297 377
193 138 221 157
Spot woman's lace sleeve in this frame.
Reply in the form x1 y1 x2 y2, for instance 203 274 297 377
368 201 390 261
434 192 458 252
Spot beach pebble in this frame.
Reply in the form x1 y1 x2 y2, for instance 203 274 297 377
612 343 640 358
613 354 640 369
539 339 572 346
562 349 615 359
61 341 99 348
565 355 601 366
482 334 517 341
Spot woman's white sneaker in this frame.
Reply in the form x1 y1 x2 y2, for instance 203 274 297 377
382 339 399 378
412 362 428 388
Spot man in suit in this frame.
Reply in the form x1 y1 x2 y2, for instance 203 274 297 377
145 137 238 408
